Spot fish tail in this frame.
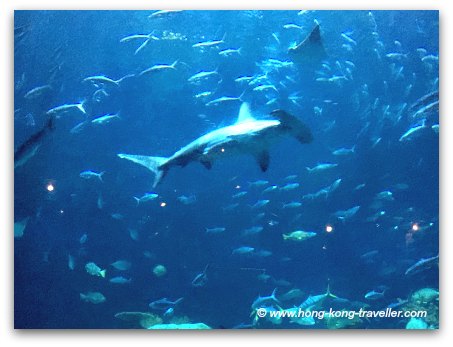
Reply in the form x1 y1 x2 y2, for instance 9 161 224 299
271 288 278 297
76 102 86 114
133 197 140 206
118 154 169 188
326 284 338 298
99 171 105 182
175 297 184 305
100 269 106 278
238 90 246 102
271 288 281 303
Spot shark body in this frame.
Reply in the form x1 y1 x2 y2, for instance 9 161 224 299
118 103 312 187
14 116 55 169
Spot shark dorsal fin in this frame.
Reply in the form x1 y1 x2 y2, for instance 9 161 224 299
236 103 255 123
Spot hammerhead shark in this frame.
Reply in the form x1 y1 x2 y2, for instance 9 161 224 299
118 103 312 187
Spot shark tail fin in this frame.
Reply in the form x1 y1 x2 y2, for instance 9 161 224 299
271 109 313 144
118 154 169 188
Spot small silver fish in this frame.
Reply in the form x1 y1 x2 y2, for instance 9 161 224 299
80 170 105 182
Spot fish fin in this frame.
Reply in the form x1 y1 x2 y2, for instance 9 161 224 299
135 38 150 55
307 22 322 44
256 150 270 172
236 103 255 123
47 116 56 130
200 158 213 170
100 269 106 278
118 154 169 188
77 102 87 114
272 109 313 144
271 288 280 303
288 23 326 63
238 90 246 102
326 284 338 299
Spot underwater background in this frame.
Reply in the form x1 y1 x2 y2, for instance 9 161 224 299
14 10 438 329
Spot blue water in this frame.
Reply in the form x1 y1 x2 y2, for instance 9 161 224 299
14 10 439 329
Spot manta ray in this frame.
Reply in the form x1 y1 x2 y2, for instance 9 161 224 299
288 23 327 65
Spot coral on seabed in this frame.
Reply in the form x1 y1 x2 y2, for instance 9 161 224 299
402 288 439 329
114 312 163 329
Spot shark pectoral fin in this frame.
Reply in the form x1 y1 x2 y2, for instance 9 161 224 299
200 158 213 170
255 150 270 172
